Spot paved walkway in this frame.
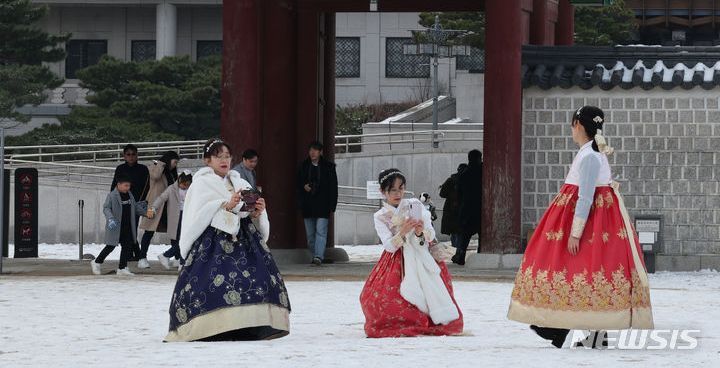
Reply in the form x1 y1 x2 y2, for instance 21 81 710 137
0 258 517 281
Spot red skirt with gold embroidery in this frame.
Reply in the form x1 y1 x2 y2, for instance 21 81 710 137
507 184 654 330
360 249 464 338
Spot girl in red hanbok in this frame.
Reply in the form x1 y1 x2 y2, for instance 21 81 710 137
360 169 463 338
507 106 654 349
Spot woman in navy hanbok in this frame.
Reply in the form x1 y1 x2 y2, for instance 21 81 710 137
164 139 290 342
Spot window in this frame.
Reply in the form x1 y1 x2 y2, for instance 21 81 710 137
335 37 361 78
385 37 430 78
456 47 485 72
65 40 108 78
197 41 222 60
131 40 156 62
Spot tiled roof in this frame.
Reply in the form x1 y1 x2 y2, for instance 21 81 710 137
522 45 720 90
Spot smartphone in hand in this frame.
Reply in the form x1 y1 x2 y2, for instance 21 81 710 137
408 203 423 221
239 189 261 212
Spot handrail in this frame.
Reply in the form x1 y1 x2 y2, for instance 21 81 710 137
334 128 483 152
5 140 204 150
8 144 204 159
334 129 482 140
3 128 484 185
6 158 116 171
339 185 415 197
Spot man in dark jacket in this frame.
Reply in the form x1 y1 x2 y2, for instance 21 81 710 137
452 150 483 266
439 163 467 249
297 141 338 265
110 144 149 261
111 144 150 201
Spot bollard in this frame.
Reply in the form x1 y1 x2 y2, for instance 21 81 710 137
78 200 84 260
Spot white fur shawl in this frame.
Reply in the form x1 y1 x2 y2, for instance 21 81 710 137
179 167 270 259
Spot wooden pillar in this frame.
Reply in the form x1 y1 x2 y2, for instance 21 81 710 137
482 0 523 253
530 0 548 45
556 0 574 45
222 0 261 157
222 0 302 249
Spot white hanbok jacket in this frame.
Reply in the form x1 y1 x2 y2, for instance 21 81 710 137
374 198 459 325
178 167 270 259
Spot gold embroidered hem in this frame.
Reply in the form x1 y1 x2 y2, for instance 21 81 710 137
164 303 290 342
507 300 653 330
511 264 652 308
509 264 654 330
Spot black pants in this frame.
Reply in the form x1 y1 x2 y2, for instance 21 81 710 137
131 215 142 259
95 239 133 269
450 233 461 248
454 229 480 259
140 230 155 259
163 212 183 260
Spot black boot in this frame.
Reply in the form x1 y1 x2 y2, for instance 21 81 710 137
530 325 569 348
451 251 466 265
129 242 142 262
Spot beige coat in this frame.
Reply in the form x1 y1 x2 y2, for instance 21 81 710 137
151 182 184 240
139 161 170 232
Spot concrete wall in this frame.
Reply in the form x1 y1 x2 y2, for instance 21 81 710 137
8 180 174 246
38 4 222 78
522 87 720 257
455 71 484 123
334 12 457 106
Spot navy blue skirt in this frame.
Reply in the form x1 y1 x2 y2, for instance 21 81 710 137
165 218 290 341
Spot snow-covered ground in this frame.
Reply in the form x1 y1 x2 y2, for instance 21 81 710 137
0 272 718 367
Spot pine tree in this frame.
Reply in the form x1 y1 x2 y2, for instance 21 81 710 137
0 0 70 123
574 0 637 46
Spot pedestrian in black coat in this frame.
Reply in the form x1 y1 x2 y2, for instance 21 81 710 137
297 141 338 265
439 163 467 249
452 150 483 265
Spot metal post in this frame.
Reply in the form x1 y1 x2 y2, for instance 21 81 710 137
0 127 4 274
78 200 84 260
432 15 440 149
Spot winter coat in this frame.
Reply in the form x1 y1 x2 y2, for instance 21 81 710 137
110 162 150 201
151 182 184 241
457 162 483 235
296 157 338 219
179 167 270 259
139 161 172 232
439 173 462 235
232 163 257 189
103 190 147 246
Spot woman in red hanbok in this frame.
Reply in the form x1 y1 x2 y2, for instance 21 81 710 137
360 169 463 338
508 106 653 348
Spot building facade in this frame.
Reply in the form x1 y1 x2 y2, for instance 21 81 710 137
32 1 487 106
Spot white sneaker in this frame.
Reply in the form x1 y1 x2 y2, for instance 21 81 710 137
116 267 135 276
157 255 171 270
138 258 150 269
91 261 102 275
